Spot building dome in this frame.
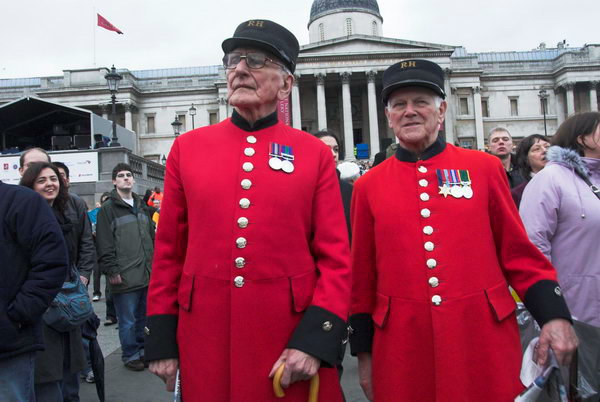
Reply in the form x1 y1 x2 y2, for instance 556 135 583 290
309 0 382 25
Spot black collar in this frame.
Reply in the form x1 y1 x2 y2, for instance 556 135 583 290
395 135 446 162
231 110 278 132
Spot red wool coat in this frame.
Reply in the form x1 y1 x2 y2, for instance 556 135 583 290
146 113 351 401
350 139 570 402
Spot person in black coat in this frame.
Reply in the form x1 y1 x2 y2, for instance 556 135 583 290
0 180 68 401
20 162 89 401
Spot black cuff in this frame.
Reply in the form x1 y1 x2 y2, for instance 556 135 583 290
349 313 374 355
144 314 179 362
524 280 572 327
287 306 347 367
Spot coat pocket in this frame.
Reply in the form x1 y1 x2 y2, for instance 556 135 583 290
372 292 391 329
485 282 517 322
177 272 195 312
289 270 317 313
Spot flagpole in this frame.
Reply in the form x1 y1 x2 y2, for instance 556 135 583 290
93 6 96 66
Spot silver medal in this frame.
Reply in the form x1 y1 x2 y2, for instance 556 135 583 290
269 157 282 170
450 185 463 198
462 186 473 199
281 160 294 173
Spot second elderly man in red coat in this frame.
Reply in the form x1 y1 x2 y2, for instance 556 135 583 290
144 20 351 401
349 59 578 401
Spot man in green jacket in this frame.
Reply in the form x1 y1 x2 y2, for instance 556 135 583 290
96 163 154 371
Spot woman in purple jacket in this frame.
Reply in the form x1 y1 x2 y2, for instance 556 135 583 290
520 112 600 326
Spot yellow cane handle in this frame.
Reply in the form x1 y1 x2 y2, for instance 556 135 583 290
272 363 320 402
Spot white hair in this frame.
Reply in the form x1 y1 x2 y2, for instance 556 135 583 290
386 95 443 110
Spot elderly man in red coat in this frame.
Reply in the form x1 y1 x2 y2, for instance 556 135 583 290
349 59 578 401
144 19 351 401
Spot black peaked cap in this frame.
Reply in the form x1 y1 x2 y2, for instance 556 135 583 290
381 59 446 104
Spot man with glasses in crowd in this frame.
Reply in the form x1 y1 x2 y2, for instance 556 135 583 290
145 20 351 401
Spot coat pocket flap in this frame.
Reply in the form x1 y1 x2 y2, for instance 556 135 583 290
485 282 517 322
290 270 317 313
372 293 391 329
177 271 195 312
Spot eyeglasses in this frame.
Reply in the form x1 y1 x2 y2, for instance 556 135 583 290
223 52 285 70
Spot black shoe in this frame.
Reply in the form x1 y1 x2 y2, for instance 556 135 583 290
124 359 145 371
104 317 118 326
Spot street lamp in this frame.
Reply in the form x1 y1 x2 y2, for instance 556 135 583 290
105 65 123 147
538 89 548 136
189 103 197 130
171 115 183 136
161 154 167 165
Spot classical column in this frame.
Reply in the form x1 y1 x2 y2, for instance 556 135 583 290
292 74 302 129
219 97 228 122
124 102 133 131
554 87 565 127
315 73 327 130
366 71 380 156
341 72 354 160
100 104 109 120
472 86 485 151
590 81 599 112
442 68 455 145
565 82 575 116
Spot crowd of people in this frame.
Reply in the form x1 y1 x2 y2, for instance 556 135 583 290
1 16 598 402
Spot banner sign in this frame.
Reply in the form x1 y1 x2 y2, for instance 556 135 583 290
0 152 99 185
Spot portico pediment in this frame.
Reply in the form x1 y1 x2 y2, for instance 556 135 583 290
299 35 456 57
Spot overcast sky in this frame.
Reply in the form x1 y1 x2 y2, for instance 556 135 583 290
1 0 597 79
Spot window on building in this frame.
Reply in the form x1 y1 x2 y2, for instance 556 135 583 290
459 139 474 149
372 21 377 35
319 23 325 41
146 115 155 134
459 97 469 115
209 112 218 125
510 98 519 116
346 18 353 36
481 99 489 117
177 114 186 131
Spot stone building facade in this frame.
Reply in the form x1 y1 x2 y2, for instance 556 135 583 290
1 0 599 161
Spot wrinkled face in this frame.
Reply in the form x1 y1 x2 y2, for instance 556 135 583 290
527 139 550 174
112 170 135 191
319 135 340 163
34 167 60 205
19 150 50 176
384 87 446 152
226 47 289 111
489 131 514 158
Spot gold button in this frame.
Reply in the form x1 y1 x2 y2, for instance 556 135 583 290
236 237 247 248
244 147 255 157
423 226 433 235
242 162 254 172
241 179 252 190
420 193 430 202
419 179 428 187
322 321 333 331
238 217 249 228
418 166 428 173
429 277 440 288
432 295 442 306
421 208 431 218
239 198 250 209
234 276 245 288
234 257 245 268
246 136 257 144
424 241 434 252
427 258 437 269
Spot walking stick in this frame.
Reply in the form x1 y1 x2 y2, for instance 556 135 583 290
273 363 320 402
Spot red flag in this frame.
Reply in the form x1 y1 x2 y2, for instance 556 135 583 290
97 13 123 34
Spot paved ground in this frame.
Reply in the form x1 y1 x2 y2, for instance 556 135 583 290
80 276 367 401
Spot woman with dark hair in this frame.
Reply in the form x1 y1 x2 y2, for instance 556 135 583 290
520 112 600 326
510 134 550 207
20 162 88 401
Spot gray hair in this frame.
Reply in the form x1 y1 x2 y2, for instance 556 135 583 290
487 127 512 142
386 95 443 110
